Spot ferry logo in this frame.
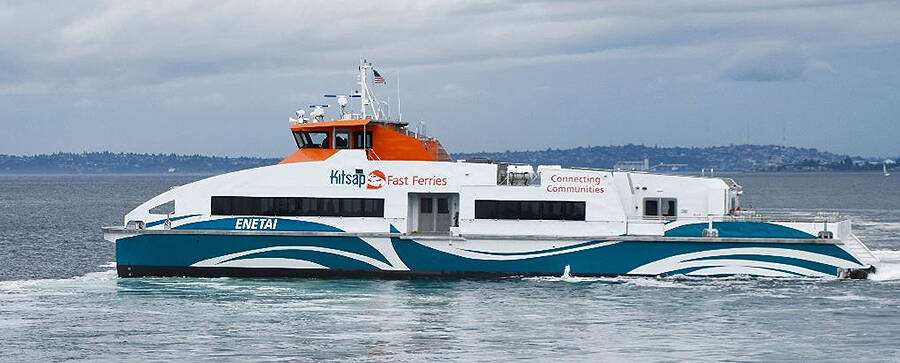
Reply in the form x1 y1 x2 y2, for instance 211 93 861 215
367 170 386 189
330 169 367 188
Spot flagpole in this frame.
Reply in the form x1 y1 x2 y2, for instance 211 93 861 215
397 70 402 123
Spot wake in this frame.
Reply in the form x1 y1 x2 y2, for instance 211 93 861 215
870 251 900 281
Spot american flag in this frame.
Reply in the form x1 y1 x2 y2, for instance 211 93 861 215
373 69 386 84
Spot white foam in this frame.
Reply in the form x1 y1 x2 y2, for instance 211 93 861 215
0 263 118 292
854 220 900 231
522 275 611 283
523 274 697 287
822 293 888 303
872 250 900 261
870 251 900 281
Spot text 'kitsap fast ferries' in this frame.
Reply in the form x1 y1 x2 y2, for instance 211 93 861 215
103 60 879 279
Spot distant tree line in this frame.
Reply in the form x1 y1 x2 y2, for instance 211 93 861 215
453 144 896 172
0 146 894 174
0 152 280 174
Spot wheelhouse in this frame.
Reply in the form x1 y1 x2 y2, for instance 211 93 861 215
281 119 451 163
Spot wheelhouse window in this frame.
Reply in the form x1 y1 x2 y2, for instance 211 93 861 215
353 131 373 149
474 200 585 221
334 130 351 149
293 131 330 148
211 196 384 217
643 198 677 218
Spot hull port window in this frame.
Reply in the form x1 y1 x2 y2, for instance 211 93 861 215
644 198 677 218
475 200 585 221
211 196 383 217
294 131 330 148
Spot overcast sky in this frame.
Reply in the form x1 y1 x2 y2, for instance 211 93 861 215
1 0 898 157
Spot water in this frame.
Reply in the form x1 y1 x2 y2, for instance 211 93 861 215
1 173 898 361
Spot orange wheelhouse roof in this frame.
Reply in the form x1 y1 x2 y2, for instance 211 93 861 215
290 119 371 131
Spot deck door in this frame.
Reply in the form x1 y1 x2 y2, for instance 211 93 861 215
411 193 457 233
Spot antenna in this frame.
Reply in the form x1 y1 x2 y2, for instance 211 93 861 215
397 70 402 123
309 104 329 122
324 93 361 118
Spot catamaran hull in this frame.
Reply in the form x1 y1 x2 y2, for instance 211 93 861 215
109 231 872 279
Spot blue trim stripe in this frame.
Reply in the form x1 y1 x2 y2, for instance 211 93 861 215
117 234 391 266
459 240 609 256
224 250 379 270
665 222 816 239
684 254 838 275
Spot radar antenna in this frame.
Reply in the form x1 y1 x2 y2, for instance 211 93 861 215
324 93 362 119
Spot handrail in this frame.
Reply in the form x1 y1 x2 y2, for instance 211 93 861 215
366 148 382 160
628 210 846 223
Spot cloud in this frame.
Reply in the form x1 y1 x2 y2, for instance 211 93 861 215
719 44 811 82
1 0 897 95
1 1 900 157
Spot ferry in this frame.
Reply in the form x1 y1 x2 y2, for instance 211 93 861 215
103 60 879 279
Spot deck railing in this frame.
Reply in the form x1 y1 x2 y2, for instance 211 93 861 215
633 210 845 223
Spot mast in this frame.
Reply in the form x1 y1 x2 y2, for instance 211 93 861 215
357 59 385 120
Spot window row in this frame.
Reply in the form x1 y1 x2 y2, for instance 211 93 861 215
293 131 373 149
211 196 384 217
643 198 677 217
475 200 586 221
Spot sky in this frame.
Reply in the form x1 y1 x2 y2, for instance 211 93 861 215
1 0 898 157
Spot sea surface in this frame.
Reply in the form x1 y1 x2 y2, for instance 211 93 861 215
0 173 898 362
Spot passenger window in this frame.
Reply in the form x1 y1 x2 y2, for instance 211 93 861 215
644 199 659 217
319 199 340 216
644 198 677 218
474 200 586 221
662 198 677 217
363 199 383 216
233 196 255 215
211 196 384 217
565 202 586 221
542 201 564 220
274 197 296 216
300 198 317 215
335 130 351 149
497 201 520 219
474 200 496 219
258 197 275 215
520 201 541 220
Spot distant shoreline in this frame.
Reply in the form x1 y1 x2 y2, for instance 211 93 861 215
0 171 892 177
1 145 896 174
